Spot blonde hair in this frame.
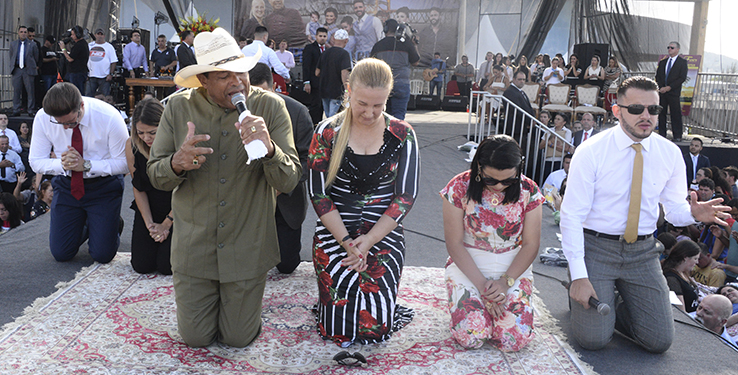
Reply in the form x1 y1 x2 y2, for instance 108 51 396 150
325 58 393 186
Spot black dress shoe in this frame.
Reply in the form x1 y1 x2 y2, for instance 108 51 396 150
674 138 683 142
10 112 21 117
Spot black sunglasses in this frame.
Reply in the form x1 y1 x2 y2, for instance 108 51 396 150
618 104 663 116
333 351 367 367
667 46 675 50
481 176 520 187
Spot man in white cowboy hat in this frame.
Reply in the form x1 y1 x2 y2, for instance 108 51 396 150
147 27 301 348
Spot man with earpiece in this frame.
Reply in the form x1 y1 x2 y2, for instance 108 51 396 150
370 19 419 120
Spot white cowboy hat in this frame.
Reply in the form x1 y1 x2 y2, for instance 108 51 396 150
174 27 262 88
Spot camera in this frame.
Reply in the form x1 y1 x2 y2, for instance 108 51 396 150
61 30 73 46
396 22 418 44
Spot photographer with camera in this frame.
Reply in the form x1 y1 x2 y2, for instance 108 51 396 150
370 19 419 120
59 26 88 94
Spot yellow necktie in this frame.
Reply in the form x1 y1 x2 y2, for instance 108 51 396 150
624 144 643 243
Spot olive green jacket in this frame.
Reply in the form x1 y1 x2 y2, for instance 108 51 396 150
148 86 300 282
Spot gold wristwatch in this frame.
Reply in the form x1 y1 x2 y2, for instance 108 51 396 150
500 273 514 287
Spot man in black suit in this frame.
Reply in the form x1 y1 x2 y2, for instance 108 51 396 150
177 30 196 70
10 25 39 116
249 62 312 274
685 138 710 186
655 41 688 141
571 113 599 148
302 27 327 125
503 70 535 139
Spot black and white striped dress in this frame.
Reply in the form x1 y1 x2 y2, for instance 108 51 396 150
308 114 420 346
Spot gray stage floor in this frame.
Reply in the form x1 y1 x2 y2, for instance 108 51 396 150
1 110 735 374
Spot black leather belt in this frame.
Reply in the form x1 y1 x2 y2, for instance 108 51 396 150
583 228 652 242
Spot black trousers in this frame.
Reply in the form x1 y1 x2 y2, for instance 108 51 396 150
307 92 323 126
658 93 683 140
275 206 301 274
130 208 172 275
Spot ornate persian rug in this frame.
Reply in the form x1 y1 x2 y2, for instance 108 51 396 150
0 254 594 374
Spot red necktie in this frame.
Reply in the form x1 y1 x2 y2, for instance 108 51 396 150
71 126 84 200
584 131 588 141
320 45 325 53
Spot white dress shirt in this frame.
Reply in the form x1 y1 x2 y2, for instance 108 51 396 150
690 153 699 181
560 125 695 280
0 149 24 184
241 40 290 80
29 97 129 178
0 128 22 154
543 169 567 191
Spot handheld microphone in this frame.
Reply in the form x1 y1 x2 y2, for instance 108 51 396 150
561 280 611 316
231 93 250 117
231 93 267 163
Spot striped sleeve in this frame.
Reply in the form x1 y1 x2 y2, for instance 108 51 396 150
385 124 420 223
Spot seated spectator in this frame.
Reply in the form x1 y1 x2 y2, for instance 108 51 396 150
717 285 738 328
0 192 23 234
564 54 582 88
537 112 572 185
583 55 605 92
663 240 701 312
483 65 509 95
710 166 733 199
542 57 564 86
29 180 52 220
692 242 727 287
724 166 738 199
572 121 582 133
0 113 22 154
657 232 678 262
688 294 736 347
667 222 694 242
693 167 713 191
0 135 25 193
543 153 571 191
12 171 34 220
698 178 716 202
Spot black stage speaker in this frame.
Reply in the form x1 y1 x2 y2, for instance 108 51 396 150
406 95 416 110
415 95 441 110
572 43 610 68
442 96 468 112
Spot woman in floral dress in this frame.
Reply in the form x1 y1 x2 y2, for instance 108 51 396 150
441 135 544 352
308 58 420 347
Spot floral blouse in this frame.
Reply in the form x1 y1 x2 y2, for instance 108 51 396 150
441 171 544 254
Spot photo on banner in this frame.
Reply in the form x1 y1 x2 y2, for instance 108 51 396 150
232 0 459 67
658 54 702 117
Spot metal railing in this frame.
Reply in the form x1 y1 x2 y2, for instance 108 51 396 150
467 91 574 184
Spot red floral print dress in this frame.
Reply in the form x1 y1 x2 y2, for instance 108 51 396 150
308 114 420 346
440 171 544 351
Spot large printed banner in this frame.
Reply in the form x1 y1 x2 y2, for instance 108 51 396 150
680 54 701 117
659 54 702 116
232 0 459 67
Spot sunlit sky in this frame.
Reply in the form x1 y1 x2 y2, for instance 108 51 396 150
632 0 736 62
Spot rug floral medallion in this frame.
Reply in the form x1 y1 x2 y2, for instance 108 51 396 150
0 254 593 374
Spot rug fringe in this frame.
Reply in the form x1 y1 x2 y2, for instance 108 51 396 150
0 261 102 343
533 289 599 375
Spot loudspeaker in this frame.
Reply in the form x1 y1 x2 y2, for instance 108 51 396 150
406 95 416 110
442 96 468 112
572 43 610 69
415 95 441 110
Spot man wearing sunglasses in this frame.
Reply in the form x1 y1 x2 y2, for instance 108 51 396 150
29 82 128 264
654 41 688 142
560 76 730 353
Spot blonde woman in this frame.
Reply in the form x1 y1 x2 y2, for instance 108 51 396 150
240 0 266 39
308 58 420 346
